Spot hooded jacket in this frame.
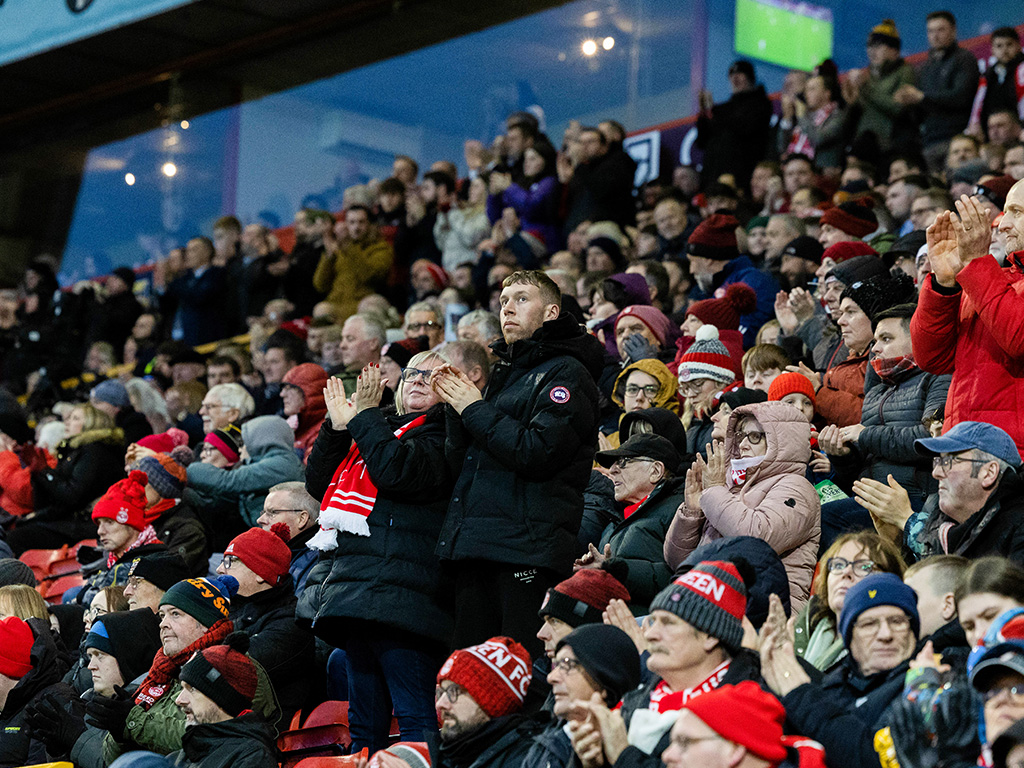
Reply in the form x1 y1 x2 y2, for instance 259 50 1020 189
282 363 328 462
167 712 279 768
438 313 604 572
664 401 820 610
912 257 1024 459
186 415 305 527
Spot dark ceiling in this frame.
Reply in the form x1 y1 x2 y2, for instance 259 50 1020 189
0 0 568 279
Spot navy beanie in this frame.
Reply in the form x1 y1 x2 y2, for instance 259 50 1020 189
838 573 919 647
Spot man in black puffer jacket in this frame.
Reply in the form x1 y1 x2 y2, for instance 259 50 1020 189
433 270 604 657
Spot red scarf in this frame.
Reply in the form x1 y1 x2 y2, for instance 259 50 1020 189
106 525 160 569
309 414 428 549
970 62 1024 127
134 618 234 709
871 354 919 384
786 102 837 159
624 493 650 520
144 498 177 525
646 660 731 712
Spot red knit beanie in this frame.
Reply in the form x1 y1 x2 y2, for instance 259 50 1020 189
224 523 292 586
767 371 816 407
91 470 150 531
822 240 877 265
687 214 740 260
686 283 757 331
820 200 878 238
615 305 673 346
677 326 737 385
179 634 258 717
136 428 190 453
539 569 631 628
0 616 34 679
684 681 789 762
437 637 532 717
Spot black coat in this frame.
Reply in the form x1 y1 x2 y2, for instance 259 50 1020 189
564 148 637 236
432 714 544 768
696 85 773 190
168 712 278 768
230 574 316 722
153 500 210 577
115 407 153 447
299 405 454 645
980 53 1024 131
164 266 228 346
598 477 685 611
31 436 124 522
438 314 604 573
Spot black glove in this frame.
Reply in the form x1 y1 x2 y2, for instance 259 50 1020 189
26 692 88 757
84 686 134 737
621 333 659 364
889 694 938 768
932 684 981 767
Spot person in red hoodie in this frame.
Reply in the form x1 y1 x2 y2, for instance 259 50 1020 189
281 362 328 462
912 184 1024 458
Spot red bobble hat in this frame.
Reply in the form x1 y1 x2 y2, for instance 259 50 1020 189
91 470 150 531
136 428 190 454
822 240 877 266
539 569 631 628
687 214 740 260
677 326 737 385
437 637 532 717
686 283 757 331
820 200 878 238
767 371 816 407
224 523 292 586
0 616 34 679
684 681 789 763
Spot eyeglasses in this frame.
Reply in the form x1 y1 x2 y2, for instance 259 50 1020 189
435 683 463 704
852 614 912 637
982 684 1024 704
624 384 660 398
400 368 435 383
219 555 238 570
406 321 439 332
826 557 876 576
551 657 584 675
199 402 227 411
85 605 109 619
679 380 710 396
262 508 304 517
735 430 765 445
932 455 991 473
613 457 653 470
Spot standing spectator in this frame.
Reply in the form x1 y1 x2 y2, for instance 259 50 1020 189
255 482 319 596
314 205 393 319
778 73 848 173
696 60 774 191
283 208 331 316
488 143 561 251
970 27 1024 140
158 237 228 347
911 188 1024 455
87 267 143 355
894 12 980 172
436 177 491 272
432 270 603 658
562 126 637 236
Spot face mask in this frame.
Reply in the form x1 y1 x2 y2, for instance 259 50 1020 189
730 455 767 485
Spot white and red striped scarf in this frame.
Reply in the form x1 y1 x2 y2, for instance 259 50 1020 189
308 415 427 550
785 103 837 160
969 62 1024 128
107 524 159 569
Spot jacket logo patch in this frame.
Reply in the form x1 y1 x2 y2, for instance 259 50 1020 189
549 386 571 404
785 498 796 507
869 589 877 598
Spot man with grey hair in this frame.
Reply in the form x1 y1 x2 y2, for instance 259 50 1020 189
440 340 490 392
457 309 502 361
337 314 386 395
200 383 256 434
404 300 444 348
257 481 320 595
764 214 805 266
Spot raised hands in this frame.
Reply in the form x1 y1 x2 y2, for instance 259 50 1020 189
431 364 483 415
785 361 822 392
698 440 727 489
852 474 913 538
324 376 356 430
684 461 704 512
759 615 811 697
574 543 612 572
952 194 994 266
354 364 386 413
603 598 647 654
568 693 630 767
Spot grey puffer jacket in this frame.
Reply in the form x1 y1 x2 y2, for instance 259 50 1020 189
830 365 950 502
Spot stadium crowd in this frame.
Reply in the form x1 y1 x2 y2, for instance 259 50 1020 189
2 10 1024 768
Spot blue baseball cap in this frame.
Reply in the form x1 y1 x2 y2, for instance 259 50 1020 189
914 421 1022 469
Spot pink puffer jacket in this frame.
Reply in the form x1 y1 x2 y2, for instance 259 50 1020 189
663 401 821 610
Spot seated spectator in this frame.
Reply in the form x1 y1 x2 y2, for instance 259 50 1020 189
205 354 241 388
167 634 278 768
535 569 632 665
91 379 152 446
665 401 820 610
0 558 36 589
741 344 790 393
199 426 243 469
440 340 490 393
98 576 280 762
135 449 209 576
606 360 680 444
760 573 920 768
956 557 1024 648
432 637 540 768
581 434 684 613
0 584 49 622
186 415 304 533
403 300 445 348
79 470 166 606
779 235 825 291
217 525 315 723
902 554 970 665
124 427 190 472
677 327 739 458
524 625 641 768
457 309 502 361
281 362 328 462
198 384 254 437
589 273 652 360
298 355 451 751
569 561 761 768
679 284 754 369
165 381 208 446
255 481 320 596
122 552 191 613
379 337 431 394
818 200 879 249
0 414 51 520
789 533 906 673
9 402 125 553
687 215 778 347
614 305 674 366
336 314 386 394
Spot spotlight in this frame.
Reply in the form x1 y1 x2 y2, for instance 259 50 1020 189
161 162 177 178
582 39 598 56
603 37 615 50
124 173 136 186
180 120 190 129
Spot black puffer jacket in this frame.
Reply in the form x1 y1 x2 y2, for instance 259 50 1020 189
831 367 950 501
167 712 278 768
152 500 210 577
438 314 604 572
230 574 316 723
432 714 544 768
299 404 454 645
597 477 685 612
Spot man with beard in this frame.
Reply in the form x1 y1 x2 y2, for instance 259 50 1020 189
778 236 824 291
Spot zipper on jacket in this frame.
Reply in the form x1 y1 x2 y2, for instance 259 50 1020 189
876 386 897 425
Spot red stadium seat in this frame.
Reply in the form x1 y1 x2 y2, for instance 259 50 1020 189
293 748 368 768
278 701 352 768
41 573 85 604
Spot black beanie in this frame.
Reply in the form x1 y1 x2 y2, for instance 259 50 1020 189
841 271 917 326
556 624 642 706
87 608 162 684
781 236 825 265
127 551 191 593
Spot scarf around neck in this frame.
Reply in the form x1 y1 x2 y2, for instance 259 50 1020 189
134 618 234 709
871 354 919 384
107 525 160 569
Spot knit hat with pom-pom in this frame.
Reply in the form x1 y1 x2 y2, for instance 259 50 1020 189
160 575 238 629
686 283 757 331
224 523 293 586
688 214 740 261
92 470 150 531
179 632 258 717
136 428 190 454
135 445 192 501
677 326 736 385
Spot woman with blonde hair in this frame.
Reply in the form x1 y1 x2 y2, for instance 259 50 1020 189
0 583 49 621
